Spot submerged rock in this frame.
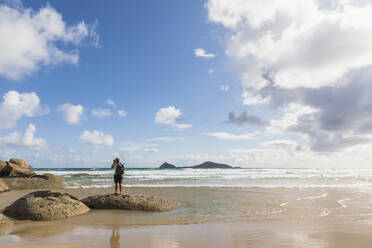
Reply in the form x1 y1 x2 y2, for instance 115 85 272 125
3 190 90 221
81 194 177 212
0 179 9 193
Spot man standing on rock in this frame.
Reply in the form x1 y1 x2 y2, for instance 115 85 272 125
111 158 125 195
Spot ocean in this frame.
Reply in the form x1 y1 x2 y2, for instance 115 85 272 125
33 167 372 189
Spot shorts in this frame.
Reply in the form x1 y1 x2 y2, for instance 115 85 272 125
114 174 123 184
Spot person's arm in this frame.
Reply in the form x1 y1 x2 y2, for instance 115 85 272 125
111 160 116 169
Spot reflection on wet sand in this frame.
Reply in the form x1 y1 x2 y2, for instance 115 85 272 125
109 226 120 248
9 223 75 238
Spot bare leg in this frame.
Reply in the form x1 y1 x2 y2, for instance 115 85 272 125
115 183 118 194
119 183 122 195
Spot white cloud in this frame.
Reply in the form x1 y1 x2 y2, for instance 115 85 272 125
117 109 127 117
220 85 229 91
207 0 372 90
145 137 184 142
0 123 47 150
91 108 112 118
106 99 116 107
0 90 48 129
194 48 215 59
0 3 98 80
78 130 114 146
155 106 192 130
56 103 84 124
120 142 142 152
206 0 372 153
203 132 255 140
68 148 76 153
262 139 304 152
208 68 214 74
120 141 159 153
144 148 159 153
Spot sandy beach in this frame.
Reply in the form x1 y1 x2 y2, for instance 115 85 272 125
2 186 372 247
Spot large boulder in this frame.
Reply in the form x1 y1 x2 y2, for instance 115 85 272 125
0 179 9 193
0 160 6 172
9 158 29 169
81 194 177 212
0 162 35 177
3 190 90 221
40 173 63 184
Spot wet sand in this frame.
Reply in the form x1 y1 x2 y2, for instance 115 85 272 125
2 186 372 247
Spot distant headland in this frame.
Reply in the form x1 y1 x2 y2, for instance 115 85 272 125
159 161 240 169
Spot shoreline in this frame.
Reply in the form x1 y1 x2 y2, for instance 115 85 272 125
2 186 372 247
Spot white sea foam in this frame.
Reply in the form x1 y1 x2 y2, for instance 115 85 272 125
296 193 328 201
36 168 372 189
338 199 350 208
280 201 290 207
319 208 331 217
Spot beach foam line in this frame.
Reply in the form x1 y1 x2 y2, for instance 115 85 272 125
65 184 372 189
338 199 350 208
319 208 331 217
296 193 328 201
280 201 290 207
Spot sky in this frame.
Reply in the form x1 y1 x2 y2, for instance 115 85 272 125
1 0 372 168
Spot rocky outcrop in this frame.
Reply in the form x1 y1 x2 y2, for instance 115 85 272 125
0 179 9 193
0 162 35 177
0 158 64 190
0 214 11 225
0 160 6 172
81 194 177 212
159 162 176 169
2 175 64 190
40 173 63 183
158 161 236 169
3 190 90 221
9 158 29 169
191 161 233 169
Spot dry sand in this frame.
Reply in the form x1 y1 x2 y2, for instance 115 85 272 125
1 186 372 247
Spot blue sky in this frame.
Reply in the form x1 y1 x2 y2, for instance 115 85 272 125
1 0 372 168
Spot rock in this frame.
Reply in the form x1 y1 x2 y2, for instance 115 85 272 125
0 179 9 193
0 162 35 177
40 173 63 183
0 214 11 225
159 162 177 169
190 161 233 169
3 190 90 221
81 194 177 212
1 175 64 190
0 160 6 172
9 158 29 169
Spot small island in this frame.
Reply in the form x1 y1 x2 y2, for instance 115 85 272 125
159 161 239 169
159 162 177 169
